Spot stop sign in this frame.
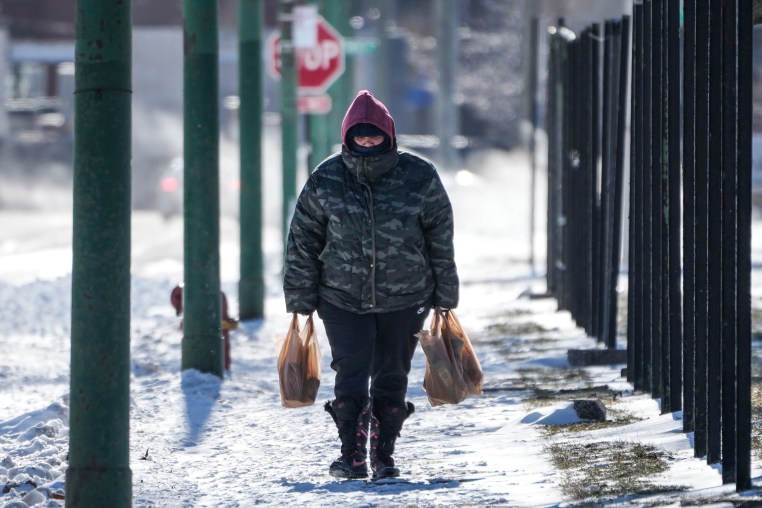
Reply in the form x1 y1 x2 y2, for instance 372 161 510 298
269 17 345 93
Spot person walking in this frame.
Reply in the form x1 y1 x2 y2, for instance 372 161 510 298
283 90 459 480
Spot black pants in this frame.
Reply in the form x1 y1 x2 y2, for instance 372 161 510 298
317 298 431 407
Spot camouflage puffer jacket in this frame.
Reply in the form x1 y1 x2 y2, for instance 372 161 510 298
283 148 459 315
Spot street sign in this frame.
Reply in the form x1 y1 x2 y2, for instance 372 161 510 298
344 37 379 55
268 17 345 93
293 5 318 48
297 94 332 114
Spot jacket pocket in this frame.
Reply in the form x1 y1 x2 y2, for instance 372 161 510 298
382 243 431 296
320 241 361 297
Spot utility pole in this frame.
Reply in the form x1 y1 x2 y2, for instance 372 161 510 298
68 1 132 506
374 0 393 104
182 0 223 377
306 2 332 170
307 105 332 169
280 0 299 245
527 15 540 277
239 0 265 320
435 0 459 171
324 0 352 139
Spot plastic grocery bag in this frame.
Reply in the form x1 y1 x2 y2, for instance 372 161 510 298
417 309 482 406
444 310 483 396
277 313 321 408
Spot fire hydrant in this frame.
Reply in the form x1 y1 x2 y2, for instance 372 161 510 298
171 284 237 372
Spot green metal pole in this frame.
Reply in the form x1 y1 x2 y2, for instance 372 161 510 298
308 110 332 169
324 0 352 143
434 0 459 171
67 1 132 506
374 0 392 103
182 0 223 377
280 0 299 244
308 106 332 168
238 0 265 320
307 1 332 169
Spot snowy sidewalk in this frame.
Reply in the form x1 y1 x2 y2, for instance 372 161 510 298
2 150 761 506
127 274 577 507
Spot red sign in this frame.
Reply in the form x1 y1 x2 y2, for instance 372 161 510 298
298 94 332 114
268 17 345 93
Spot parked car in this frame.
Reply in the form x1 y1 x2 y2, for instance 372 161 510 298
157 157 240 220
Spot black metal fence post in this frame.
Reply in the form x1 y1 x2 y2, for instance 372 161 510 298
707 0 724 466
611 16 630 350
600 20 614 348
693 0 711 460
587 24 601 339
650 0 665 403
736 0 753 492
664 0 683 414
630 2 645 390
721 0 739 483
543 0 753 492
546 25 561 297
642 0 655 395
682 0 697 436
718 0 752 488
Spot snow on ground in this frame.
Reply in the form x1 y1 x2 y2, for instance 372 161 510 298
1 149 762 507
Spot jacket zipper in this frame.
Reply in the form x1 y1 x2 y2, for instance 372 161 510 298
362 158 377 309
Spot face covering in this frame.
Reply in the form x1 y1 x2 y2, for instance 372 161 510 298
350 141 390 156
347 123 391 156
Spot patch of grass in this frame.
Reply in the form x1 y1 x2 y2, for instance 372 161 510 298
519 335 558 345
525 386 619 412
516 370 626 411
751 383 762 459
484 321 549 337
752 347 762 380
518 367 593 385
540 408 643 437
546 440 687 501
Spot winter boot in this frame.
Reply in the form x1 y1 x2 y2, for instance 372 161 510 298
324 397 371 479
369 400 415 480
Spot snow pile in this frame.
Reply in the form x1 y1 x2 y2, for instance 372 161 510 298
520 404 584 426
0 399 69 505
